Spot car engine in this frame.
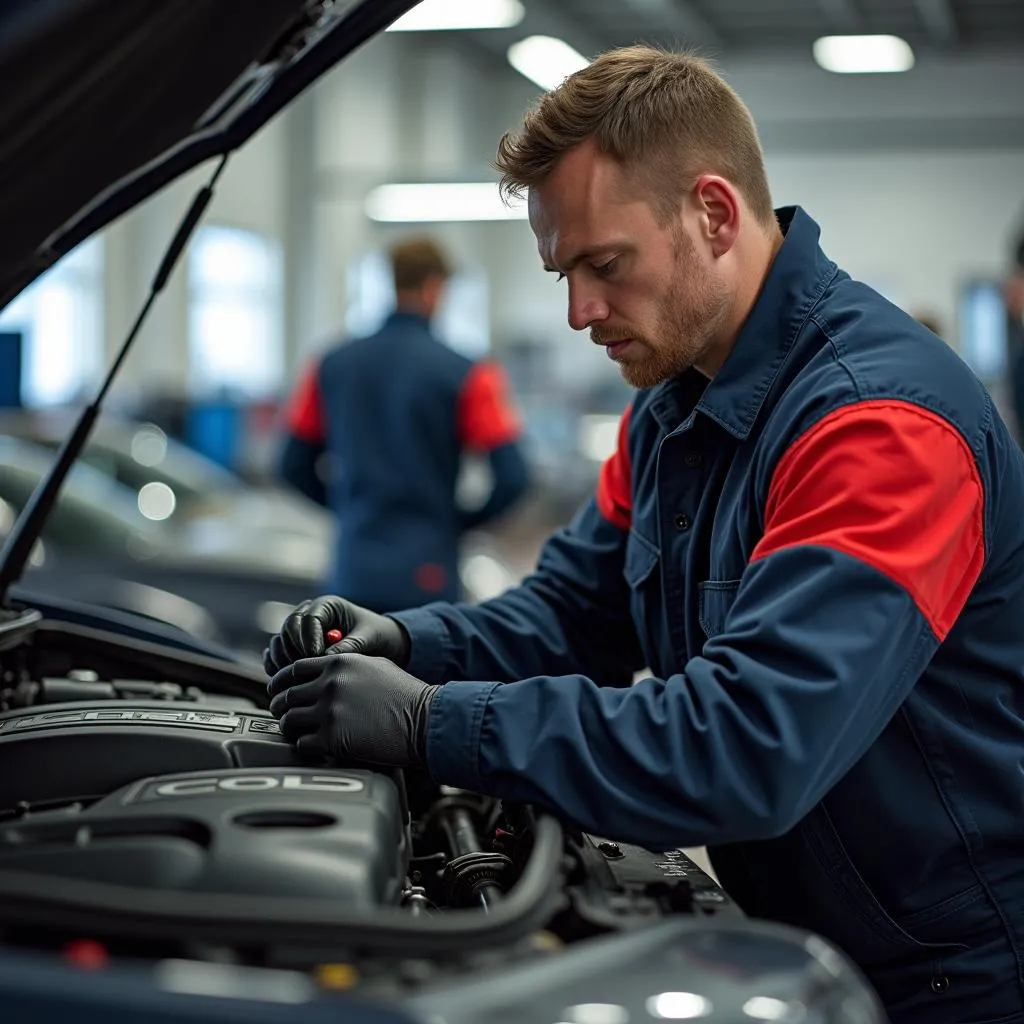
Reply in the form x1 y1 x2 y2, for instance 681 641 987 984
0 609 888 1024
0 611 736 972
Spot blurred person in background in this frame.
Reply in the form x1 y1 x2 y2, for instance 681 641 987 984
266 48 1024 1023
278 237 530 612
1006 227 1024 439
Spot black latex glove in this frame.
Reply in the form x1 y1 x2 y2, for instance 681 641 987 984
268 653 440 767
263 595 410 675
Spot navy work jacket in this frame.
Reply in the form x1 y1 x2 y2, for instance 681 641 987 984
394 208 1024 1022
281 312 527 612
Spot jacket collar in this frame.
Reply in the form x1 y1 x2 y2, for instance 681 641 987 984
385 309 433 329
648 206 837 438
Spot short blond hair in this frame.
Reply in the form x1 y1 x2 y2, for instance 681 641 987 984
495 45 775 228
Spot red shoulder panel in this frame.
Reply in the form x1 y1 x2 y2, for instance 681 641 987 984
596 403 634 531
751 400 985 641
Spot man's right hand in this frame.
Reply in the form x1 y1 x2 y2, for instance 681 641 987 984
263 596 411 675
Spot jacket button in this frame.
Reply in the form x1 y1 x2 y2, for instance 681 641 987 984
931 974 950 994
684 451 703 468
674 513 691 532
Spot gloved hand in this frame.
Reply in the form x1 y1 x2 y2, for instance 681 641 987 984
263 595 410 675
268 653 440 767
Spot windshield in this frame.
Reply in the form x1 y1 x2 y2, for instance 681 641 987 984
0 415 243 516
0 438 165 559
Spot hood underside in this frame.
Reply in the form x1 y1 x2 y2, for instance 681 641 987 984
0 0 419 311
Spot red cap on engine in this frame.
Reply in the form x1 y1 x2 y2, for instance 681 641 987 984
64 939 109 970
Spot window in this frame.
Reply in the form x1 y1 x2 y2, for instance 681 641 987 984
188 226 283 398
0 237 104 407
960 279 1009 381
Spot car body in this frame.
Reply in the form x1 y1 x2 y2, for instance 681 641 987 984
0 3 887 1023
0 432 326 656
0 409 335 562
0 429 521 656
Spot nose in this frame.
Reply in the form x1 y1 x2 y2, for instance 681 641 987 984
567 280 609 332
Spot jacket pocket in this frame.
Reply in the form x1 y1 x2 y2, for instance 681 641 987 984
698 578 742 639
802 802 969 960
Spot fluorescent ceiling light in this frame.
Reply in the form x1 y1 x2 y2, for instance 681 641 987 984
813 34 915 74
508 35 590 91
365 183 528 223
386 0 525 32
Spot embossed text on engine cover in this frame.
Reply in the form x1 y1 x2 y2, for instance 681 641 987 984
133 771 368 802
0 708 242 733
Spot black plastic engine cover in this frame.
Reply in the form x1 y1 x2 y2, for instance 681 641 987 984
0 767 410 906
0 701 302 810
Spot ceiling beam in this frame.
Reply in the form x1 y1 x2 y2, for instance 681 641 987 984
619 0 723 51
816 0 864 34
914 0 959 44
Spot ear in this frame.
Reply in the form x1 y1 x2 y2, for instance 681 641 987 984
693 175 741 258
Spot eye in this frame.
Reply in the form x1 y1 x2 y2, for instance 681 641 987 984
594 258 618 278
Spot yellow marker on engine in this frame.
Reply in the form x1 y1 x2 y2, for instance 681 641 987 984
316 963 359 990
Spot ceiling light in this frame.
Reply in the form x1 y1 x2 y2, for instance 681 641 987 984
365 183 527 223
812 34 915 74
386 0 525 32
507 35 590 91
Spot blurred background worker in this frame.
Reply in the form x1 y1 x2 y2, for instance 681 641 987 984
277 237 531 613
1006 226 1024 441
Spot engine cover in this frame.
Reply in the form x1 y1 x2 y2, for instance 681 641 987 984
0 700 302 810
0 767 410 906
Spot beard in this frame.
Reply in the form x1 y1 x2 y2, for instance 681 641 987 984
594 229 730 389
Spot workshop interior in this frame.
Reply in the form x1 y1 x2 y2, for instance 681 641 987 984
0 1 1021 1022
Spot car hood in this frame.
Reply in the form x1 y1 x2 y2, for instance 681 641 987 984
0 0 419 312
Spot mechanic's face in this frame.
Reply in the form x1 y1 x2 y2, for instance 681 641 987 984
530 139 731 387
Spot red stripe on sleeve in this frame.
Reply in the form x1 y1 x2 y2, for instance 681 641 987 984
596 403 633 531
457 361 523 451
285 362 326 444
751 399 985 641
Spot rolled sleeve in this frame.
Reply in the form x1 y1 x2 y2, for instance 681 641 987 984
425 680 501 791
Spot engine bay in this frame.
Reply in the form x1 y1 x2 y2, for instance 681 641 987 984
0 607 738 996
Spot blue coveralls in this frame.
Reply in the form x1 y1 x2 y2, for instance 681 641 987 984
280 312 529 612
393 208 1024 1022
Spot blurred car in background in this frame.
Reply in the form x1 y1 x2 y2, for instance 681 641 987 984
0 423 518 659
0 434 321 658
0 409 334 568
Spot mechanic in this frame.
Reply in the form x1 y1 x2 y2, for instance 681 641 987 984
265 46 1024 1023
278 236 531 612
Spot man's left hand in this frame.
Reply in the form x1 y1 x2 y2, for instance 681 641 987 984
268 654 440 767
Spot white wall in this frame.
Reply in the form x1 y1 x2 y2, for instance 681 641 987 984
768 151 1024 343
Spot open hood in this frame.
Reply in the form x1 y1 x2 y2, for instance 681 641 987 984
0 0 420 312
